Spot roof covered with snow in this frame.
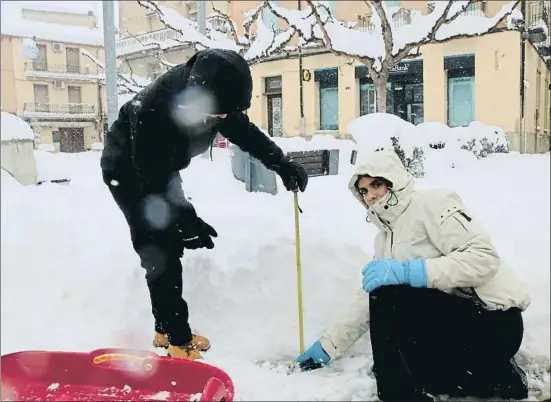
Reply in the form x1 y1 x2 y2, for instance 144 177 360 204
17 1 96 16
1 112 35 142
0 1 103 46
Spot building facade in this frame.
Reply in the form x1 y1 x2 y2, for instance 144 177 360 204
116 0 551 153
1 4 106 152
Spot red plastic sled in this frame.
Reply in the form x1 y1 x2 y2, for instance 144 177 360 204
1 348 234 401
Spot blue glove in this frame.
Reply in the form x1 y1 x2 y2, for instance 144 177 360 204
362 258 427 293
295 340 331 372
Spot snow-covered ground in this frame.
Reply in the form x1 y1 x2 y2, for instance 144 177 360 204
1 146 550 400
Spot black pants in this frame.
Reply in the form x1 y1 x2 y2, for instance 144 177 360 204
369 286 527 401
106 180 192 346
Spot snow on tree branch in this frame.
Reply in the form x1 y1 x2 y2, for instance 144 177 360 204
268 0 521 72
266 0 522 112
79 48 150 95
135 0 297 64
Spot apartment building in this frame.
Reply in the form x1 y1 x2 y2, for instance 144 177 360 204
117 1 551 153
1 3 106 152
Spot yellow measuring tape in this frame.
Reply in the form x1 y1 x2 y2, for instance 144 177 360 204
293 190 305 355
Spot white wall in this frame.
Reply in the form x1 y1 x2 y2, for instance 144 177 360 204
1 140 37 185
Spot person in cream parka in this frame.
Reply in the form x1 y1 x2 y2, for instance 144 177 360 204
296 150 531 401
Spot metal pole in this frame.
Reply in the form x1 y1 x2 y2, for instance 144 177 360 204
519 0 526 153
198 0 212 159
298 0 305 137
197 0 206 35
102 0 118 129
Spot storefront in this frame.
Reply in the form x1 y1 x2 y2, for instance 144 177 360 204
356 60 424 124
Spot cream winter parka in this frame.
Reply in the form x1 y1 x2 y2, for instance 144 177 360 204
319 150 531 361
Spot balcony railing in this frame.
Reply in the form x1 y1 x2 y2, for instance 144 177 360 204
23 103 96 118
24 61 91 75
116 28 187 56
117 16 230 56
526 1 550 45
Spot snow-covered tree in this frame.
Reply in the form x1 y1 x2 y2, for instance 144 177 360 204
267 0 522 112
81 0 301 97
258 0 522 177
135 0 298 65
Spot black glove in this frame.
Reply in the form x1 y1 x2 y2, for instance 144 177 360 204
277 158 308 192
175 205 218 250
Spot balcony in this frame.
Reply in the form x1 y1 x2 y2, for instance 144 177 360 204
116 28 187 57
525 1 550 59
23 103 97 120
117 15 229 57
24 62 98 80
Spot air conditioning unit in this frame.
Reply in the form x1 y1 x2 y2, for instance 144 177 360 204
52 42 65 52
53 80 65 90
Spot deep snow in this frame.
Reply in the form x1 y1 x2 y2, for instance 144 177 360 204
1 147 550 400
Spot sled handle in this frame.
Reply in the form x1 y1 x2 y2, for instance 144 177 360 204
93 353 147 364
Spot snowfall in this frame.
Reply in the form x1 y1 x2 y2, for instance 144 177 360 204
1 114 550 401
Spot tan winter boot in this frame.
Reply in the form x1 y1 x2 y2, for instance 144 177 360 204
167 343 203 360
153 332 211 352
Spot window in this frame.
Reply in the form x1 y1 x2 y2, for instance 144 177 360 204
66 47 80 73
68 86 82 113
33 44 47 71
359 81 393 115
317 69 339 130
360 82 377 115
329 0 336 17
262 0 279 32
265 76 282 93
318 0 336 17
33 84 49 112
448 75 475 127
147 62 162 80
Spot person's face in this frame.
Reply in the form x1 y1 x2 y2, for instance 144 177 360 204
357 176 389 206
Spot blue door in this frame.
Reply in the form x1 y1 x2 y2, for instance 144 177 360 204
448 76 474 127
320 87 339 130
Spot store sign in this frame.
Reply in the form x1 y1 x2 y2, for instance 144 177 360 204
355 60 423 79
21 38 39 60
390 63 410 73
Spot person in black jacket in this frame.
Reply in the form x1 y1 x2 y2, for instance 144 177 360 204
100 48 308 360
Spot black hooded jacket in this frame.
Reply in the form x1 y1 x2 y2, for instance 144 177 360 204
100 49 287 229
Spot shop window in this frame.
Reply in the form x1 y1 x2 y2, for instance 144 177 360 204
316 68 339 131
262 0 279 32
360 81 393 115
359 80 422 124
448 73 475 127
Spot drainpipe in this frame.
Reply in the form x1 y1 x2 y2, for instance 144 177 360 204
520 0 527 153
96 47 104 143
298 0 305 136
